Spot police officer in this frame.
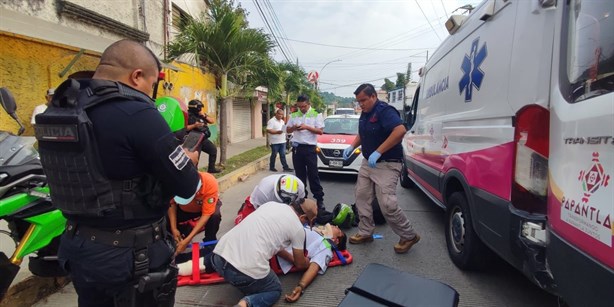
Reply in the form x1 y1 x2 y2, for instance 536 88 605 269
35 39 201 306
186 99 221 173
343 83 420 254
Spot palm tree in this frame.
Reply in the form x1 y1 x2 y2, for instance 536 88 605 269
167 0 275 163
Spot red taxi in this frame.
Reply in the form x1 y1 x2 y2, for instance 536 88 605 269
316 115 362 174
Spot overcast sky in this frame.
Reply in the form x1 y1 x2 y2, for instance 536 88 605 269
237 0 482 98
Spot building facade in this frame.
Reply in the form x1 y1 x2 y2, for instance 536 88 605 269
0 1 224 139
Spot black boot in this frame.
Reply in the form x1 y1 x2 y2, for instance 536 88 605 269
315 201 334 225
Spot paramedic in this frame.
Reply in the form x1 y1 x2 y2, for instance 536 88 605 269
343 83 420 254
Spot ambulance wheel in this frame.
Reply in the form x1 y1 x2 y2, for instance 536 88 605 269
445 192 487 270
400 161 415 189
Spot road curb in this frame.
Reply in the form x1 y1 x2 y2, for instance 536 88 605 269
1 276 70 307
1 155 269 306
217 155 269 193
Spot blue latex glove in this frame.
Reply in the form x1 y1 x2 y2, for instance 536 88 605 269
368 151 382 168
343 146 354 160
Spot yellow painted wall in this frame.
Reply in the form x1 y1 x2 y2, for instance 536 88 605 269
158 61 218 139
0 33 217 139
0 32 100 135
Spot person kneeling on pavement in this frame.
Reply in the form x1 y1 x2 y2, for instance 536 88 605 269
235 173 333 225
278 223 347 303
212 199 317 307
234 174 305 224
167 171 222 262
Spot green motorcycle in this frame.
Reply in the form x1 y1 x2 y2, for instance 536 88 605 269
0 88 67 299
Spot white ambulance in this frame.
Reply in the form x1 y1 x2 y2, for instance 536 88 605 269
401 0 613 305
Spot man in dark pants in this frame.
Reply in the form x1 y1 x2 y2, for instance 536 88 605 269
286 95 333 224
186 99 221 173
343 83 420 254
35 39 201 307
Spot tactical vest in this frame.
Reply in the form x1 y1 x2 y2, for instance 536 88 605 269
35 79 164 219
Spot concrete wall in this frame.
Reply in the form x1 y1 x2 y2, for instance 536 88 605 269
0 32 101 134
0 1 216 135
0 1 165 55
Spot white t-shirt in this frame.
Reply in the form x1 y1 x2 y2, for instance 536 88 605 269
277 227 332 274
31 104 47 124
286 107 324 145
250 174 305 208
266 117 286 145
214 202 305 279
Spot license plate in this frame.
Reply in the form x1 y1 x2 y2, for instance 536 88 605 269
329 160 344 168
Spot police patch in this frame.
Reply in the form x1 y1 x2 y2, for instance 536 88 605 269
207 197 215 204
169 145 190 170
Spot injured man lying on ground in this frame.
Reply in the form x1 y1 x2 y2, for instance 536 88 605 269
176 223 347 303
276 223 347 303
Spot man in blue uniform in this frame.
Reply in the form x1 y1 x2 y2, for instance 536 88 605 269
35 39 201 306
343 83 420 254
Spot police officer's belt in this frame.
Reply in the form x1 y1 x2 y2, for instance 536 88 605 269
65 218 165 249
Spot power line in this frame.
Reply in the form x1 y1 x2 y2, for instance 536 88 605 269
279 37 435 51
253 0 291 62
414 0 442 42
440 0 450 19
262 0 297 61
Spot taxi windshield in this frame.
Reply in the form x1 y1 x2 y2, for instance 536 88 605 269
323 117 358 135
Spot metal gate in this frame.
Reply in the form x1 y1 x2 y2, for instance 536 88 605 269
231 99 251 143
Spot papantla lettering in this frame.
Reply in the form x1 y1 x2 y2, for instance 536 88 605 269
562 196 611 229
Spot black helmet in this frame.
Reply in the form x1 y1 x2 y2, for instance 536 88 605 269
188 99 203 111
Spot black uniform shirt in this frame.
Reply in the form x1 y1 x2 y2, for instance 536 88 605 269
64 82 200 229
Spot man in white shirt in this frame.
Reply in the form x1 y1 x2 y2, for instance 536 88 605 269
266 109 293 172
31 88 54 125
286 95 333 224
212 199 317 307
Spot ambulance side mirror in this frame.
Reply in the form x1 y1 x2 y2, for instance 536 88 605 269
445 15 467 35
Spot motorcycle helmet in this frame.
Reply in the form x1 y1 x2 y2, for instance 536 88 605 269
155 96 186 133
332 203 355 229
188 99 204 113
275 175 303 204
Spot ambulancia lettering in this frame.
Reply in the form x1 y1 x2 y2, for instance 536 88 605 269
35 124 79 142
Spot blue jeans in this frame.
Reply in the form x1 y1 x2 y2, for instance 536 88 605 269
269 143 289 170
211 253 281 307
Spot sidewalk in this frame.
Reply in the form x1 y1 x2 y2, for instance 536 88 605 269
197 137 267 170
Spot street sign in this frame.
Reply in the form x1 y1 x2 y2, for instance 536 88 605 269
307 70 319 84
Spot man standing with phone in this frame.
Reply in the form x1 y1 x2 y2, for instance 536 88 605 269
286 95 333 224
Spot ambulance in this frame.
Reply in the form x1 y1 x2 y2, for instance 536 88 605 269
401 0 613 305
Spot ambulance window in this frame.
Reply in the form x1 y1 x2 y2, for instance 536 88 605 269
562 0 614 103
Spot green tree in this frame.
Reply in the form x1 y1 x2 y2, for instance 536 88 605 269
382 78 395 92
395 72 407 89
167 0 274 163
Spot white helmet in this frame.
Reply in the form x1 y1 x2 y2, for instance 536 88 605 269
276 175 304 204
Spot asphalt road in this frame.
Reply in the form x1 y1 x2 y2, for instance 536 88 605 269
36 169 559 307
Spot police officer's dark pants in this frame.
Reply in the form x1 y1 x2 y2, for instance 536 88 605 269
173 200 222 243
200 139 218 171
58 223 177 307
292 144 324 204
